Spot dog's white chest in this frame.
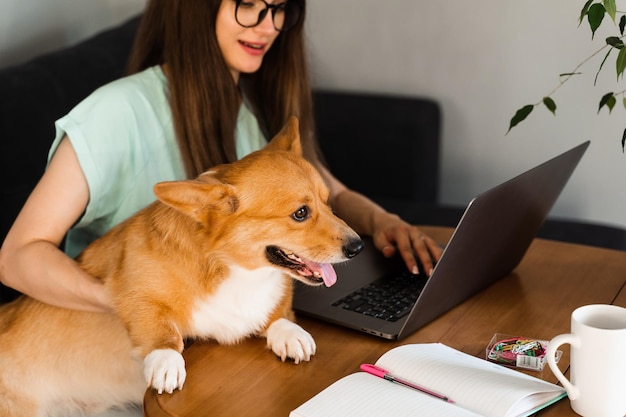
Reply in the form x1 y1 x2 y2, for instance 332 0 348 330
190 266 286 344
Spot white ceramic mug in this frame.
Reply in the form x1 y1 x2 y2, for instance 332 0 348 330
546 304 626 417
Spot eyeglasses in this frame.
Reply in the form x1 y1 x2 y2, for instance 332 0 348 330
234 0 301 32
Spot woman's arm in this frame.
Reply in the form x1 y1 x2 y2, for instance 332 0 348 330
0 137 112 312
318 165 443 276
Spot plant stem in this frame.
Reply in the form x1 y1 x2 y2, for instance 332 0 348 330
536 36 626 105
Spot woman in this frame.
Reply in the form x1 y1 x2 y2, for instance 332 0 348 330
0 0 441 314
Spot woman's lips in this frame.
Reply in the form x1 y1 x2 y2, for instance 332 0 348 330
238 40 266 56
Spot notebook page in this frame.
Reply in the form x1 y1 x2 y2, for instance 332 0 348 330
289 372 484 417
375 344 565 417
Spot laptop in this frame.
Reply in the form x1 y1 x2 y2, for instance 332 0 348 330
293 141 590 339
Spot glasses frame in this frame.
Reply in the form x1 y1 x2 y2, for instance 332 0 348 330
234 0 300 32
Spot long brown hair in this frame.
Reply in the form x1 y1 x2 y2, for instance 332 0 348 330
127 0 318 179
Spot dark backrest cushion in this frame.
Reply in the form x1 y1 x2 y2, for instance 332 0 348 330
313 90 441 205
0 16 141 303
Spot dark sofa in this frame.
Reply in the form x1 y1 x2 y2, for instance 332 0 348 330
2 16 625 303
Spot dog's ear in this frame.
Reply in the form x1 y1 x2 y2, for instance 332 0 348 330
153 179 238 223
265 116 302 156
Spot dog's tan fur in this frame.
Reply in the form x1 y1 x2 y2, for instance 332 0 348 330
0 118 363 417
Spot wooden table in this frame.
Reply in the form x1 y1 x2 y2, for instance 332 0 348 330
143 226 626 417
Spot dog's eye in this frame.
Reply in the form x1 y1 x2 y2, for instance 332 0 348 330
292 206 310 222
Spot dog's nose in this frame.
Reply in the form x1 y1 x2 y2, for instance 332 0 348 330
343 238 364 259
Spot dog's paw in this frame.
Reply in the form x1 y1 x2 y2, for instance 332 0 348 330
143 348 187 394
266 318 316 364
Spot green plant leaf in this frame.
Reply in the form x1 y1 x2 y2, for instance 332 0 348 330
606 36 624 49
595 49 613 85
507 105 534 133
542 97 557 115
559 72 583 77
620 15 626 35
579 0 595 25
588 3 606 39
598 92 615 112
623 97 626 109
617 47 626 79
608 95 616 112
603 0 616 22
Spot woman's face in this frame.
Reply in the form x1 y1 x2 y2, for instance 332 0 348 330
216 0 282 83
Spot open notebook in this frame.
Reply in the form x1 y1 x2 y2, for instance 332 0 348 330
290 343 566 417
293 141 590 339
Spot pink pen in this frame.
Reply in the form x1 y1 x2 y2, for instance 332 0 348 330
360 364 455 403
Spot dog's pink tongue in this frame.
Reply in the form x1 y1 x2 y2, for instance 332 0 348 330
319 263 337 287
305 260 337 287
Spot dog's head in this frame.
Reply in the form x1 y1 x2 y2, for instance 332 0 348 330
153 117 363 287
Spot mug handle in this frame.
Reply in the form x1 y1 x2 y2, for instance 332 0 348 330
546 333 580 400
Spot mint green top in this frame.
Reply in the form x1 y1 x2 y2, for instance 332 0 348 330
49 66 267 258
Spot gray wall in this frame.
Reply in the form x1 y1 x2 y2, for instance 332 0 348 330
3 0 626 228
0 0 145 67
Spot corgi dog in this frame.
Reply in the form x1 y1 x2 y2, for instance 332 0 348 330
0 117 364 417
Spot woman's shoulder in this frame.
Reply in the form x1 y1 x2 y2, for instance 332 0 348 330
84 66 167 110
58 66 169 135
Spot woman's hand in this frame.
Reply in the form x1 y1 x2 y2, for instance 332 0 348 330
370 212 443 276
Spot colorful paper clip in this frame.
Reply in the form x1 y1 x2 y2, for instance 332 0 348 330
488 336 546 365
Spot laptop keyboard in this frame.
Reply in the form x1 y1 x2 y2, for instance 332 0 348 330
331 270 428 322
